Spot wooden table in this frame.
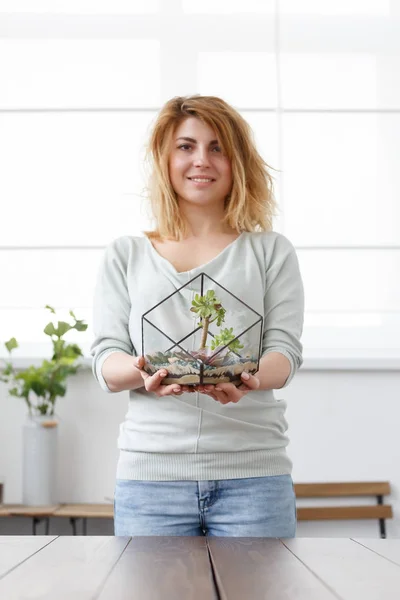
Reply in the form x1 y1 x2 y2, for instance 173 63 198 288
1 536 400 599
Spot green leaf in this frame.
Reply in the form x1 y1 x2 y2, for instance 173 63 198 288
5 338 18 353
9 387 22 398
45 305 56 314
44 322 57 337
73 320 87 332
55 321 72 337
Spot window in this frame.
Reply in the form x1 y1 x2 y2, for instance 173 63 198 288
1 1 399 362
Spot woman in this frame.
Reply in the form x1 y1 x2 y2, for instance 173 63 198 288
91 95 304 537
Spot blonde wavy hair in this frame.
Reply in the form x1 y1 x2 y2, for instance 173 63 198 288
145 95 277 240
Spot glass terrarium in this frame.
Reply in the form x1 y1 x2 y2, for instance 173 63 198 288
142 273 263 386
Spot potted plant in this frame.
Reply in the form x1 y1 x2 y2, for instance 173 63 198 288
0 305 88 505
142 273 263 387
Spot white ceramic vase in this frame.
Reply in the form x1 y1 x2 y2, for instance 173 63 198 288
22 415 58 506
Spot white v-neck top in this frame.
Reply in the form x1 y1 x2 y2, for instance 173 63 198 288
91 231 304 481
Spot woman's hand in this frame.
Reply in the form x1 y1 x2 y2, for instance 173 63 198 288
197 371 260 404
135 356 185 397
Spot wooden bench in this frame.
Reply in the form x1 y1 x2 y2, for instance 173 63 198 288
294 481 393 538
0 504 59 534
53 503 114 535
0 503 113 535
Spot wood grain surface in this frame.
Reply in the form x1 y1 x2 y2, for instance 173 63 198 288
283 538 400 600
0 536 400 599
0 535 56 578
294 481 391 497
0 536 129 600
54 504 114 519
97 536 217 600
207 537 337 600
297 504 393 521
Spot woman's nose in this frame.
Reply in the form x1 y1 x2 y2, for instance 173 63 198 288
193 148 210 167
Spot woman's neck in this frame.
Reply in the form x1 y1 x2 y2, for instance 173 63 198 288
178 198 237 238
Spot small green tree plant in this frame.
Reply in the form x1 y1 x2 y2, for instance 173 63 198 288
190 291 243 355
0 305 88 418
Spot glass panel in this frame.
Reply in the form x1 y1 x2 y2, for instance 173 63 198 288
182 0 275 14
0 249 104 309
0 40 160 108
198 52 277 108
0 112 157 245
0 0 158 13
282 114 400 246
297 249 400 312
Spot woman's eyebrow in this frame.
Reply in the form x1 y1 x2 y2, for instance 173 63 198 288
176 136 219 145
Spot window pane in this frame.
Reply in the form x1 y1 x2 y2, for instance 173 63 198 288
282 114 400 246
0 308 93 352
281 54 381 109
241 111 279 168
281 0 391 15
0 112 156 245
198 52 277 108
280 29 400 109
0 40 160 108
182 0 275 14
298 249 400 312
302 312 400 355
0 250 103 309
241 111 282 229
0 0 158 13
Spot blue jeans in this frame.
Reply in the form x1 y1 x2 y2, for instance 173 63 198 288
114 475 296 537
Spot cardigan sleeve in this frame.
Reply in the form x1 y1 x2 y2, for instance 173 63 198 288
90 236 136 392
261 234 304 387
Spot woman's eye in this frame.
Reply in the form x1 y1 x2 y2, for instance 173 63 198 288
212 146 222 152
178 144 191 151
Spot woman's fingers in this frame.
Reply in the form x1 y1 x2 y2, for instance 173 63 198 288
157 383 182 396
240 372 260 390
213 383 241 403
145 369 168 391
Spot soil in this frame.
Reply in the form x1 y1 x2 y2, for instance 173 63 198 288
144 350 257 386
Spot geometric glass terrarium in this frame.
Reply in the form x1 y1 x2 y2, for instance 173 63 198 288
142 273 263 386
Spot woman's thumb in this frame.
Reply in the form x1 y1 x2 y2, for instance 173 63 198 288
135 355 144 368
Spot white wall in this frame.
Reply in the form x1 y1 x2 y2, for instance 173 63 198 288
0 368 399 538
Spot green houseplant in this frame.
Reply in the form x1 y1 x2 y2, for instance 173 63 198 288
0 305 88 505
0 305 88 419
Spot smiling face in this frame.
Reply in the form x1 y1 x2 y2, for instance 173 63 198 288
168 117 233 211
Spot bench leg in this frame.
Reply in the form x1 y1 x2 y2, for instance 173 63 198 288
32 517 38 535
32 517 50 535
69 517 77 535
69 517 87 535
379 519 386 539
377 495 387 539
